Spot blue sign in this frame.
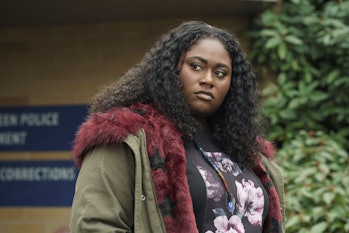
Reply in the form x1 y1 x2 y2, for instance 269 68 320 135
0 105 88 151
0 160 79 206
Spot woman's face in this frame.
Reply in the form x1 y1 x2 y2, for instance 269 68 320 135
178 38 232 124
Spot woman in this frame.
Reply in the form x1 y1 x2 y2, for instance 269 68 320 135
70 21 285 233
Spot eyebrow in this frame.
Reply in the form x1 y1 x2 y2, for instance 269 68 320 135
188 56 231 70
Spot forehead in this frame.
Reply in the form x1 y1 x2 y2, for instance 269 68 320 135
185 39 231 61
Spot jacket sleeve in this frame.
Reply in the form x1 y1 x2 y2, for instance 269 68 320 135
260 155 286 233
70 144 135 233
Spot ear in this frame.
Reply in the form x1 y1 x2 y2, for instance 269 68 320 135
176 52 186 72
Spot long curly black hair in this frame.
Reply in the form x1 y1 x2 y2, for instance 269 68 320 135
90 21 264 167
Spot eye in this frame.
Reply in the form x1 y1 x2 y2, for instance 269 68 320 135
215 70 226 78
190 63 203 71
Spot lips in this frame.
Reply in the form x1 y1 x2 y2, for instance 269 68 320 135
194 91 214 100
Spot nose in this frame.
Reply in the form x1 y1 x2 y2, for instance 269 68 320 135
200 71 215 88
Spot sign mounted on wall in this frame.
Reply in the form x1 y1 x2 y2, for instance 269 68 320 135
0 160 78 206
0 105 88 151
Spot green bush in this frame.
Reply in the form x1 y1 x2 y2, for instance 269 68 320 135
277 131 349 233
249 0 349 150
248 0 349 232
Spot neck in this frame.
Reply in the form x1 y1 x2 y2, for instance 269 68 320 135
196 116 208 128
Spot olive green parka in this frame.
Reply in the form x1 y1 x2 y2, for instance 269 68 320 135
70 103 285 233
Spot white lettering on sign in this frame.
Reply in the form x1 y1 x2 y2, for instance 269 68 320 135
0 166 76 181
0 131 27 145
0 114 18 127
19 112 59 127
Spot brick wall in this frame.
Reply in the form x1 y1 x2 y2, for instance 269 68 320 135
0 17 249 233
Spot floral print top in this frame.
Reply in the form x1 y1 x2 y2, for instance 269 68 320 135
186 129 269 233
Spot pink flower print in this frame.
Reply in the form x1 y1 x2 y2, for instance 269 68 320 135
206 151 241 176
197 166 224 201
221 157 242 176
235 179 264 226
205 215 245 233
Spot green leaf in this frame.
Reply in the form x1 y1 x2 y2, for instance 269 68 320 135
333 76 349 87
310 91 328 102
345 222 349 232
279 109 297 120
323 192 335 205
262 85 278 96
259 29 278 37
323 34 331 45
326 70 340 84
265 36 282 49
306 82 318 92
310 222 328 233
291 59 300 70
298 81 306 95
312 206 325 221
285 90 299 98
327 210 339 222
288 98 301 109
304 72 313 83
285 215 300 229
284 35 303 45
278 73 287 85
278 43 287 60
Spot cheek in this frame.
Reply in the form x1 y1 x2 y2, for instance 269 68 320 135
179 71 195 90
217 81 231 102
182 84 193 101
179 76 190 98
220 79 231 94
224 82 231 95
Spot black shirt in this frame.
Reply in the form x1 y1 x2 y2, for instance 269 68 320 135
185 129 269 233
